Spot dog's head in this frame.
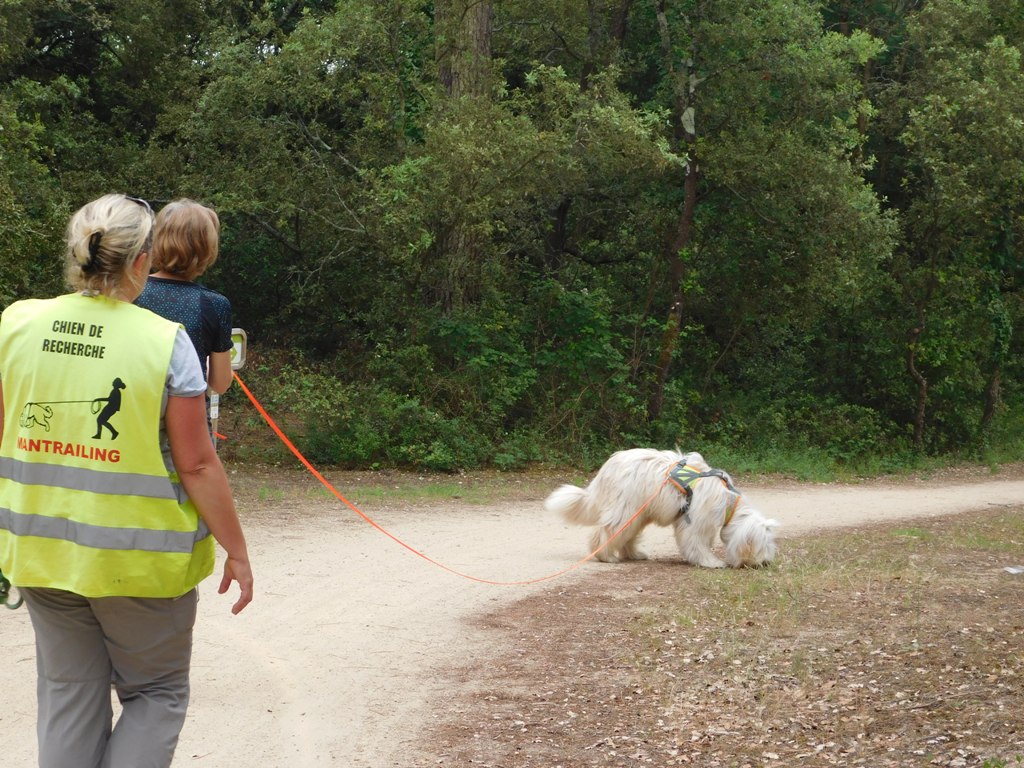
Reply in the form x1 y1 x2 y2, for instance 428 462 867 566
720 504 779 568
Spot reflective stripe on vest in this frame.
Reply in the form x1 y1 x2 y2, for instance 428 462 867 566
0 506 209 553
0 456 180 499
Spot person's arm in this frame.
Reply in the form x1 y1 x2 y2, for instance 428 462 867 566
206 350 232 394
205 290 233 395
166 392 252 614
0 381 5 437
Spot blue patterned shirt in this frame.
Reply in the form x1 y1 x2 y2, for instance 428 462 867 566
135 277 232 379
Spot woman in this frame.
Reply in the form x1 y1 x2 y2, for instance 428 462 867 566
0 194 253 768
135 199 233 396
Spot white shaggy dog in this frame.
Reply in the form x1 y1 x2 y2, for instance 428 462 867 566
545 448 779 568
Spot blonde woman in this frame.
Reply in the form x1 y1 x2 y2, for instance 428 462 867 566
0 194 253 768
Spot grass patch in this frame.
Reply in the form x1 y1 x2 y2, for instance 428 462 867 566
414 504 1024 768
891 526 934 540
631 509 1024 765
256 485 285 502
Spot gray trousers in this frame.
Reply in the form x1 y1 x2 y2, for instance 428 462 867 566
21 587 198 768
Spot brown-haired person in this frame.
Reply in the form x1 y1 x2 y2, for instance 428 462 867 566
135 199 233 399
0 193 253 768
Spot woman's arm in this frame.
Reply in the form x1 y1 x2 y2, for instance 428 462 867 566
166 392 252 614
206 350 232 394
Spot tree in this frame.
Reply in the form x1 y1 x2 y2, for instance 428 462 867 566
1 0 1019 468
614 1 895 430
0 95 64 306
881 0 1024 449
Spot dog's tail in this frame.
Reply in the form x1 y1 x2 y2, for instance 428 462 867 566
544 484 599 526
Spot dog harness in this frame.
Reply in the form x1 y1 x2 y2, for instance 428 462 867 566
666 461 742 527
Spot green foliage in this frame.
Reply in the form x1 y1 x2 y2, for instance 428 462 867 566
247 358 491 471
981 756 1023 768
0 92 64 306
876 0 1024 451
673 389 916 479
980 392 1024 465
0 0 1022 470
529 279 650 459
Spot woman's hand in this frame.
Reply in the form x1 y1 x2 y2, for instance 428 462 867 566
220 555 254 615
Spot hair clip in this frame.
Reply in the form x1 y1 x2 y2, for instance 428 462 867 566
87 231 103 262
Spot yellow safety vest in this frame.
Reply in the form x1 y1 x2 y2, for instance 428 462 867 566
0 293 214 598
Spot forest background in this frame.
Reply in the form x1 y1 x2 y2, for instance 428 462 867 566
1 0 1022 476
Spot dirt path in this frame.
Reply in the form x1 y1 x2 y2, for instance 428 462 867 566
1 467 1022 766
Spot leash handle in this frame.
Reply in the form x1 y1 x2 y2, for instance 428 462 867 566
0 568 23 610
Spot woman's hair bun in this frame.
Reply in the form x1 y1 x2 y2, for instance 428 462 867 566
64 194 154 292
71 227 104 271
84 231 103 270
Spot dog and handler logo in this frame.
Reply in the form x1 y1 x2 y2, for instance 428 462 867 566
15 377 128 463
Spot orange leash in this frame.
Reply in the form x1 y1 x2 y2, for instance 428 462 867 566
231 372 665 586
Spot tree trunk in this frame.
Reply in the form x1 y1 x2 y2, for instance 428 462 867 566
436 0 493 98
906 310 928 450
610 0 633 45
980 364 1001 435
433 0 493 310
582 0 634 88
648 0 698 422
